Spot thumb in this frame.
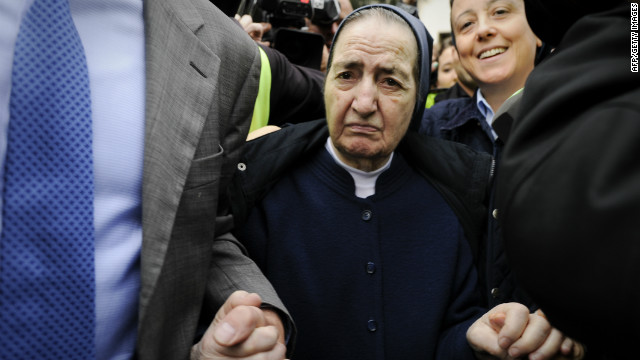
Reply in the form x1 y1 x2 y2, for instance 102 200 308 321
212 291 263 346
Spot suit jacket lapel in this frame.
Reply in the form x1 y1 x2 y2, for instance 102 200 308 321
140 0 219 323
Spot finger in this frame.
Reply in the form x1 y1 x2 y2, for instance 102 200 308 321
466 315 509 358
525 328 564 360
213 325 282 357
534 309 547 319
496 303 530 350
556 337 585 360
571 341 586 360
197 337 287 360
208 291 263 347
217 291 262 321
489 312 506 333
246 342 286 360
245 23 265 41
560 337 574 355
239 14 253 28
262 308 286 344
505 314 551 359
214 304 269 346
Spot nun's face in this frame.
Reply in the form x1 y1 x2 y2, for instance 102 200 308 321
451 0 540 97
324 16 417 172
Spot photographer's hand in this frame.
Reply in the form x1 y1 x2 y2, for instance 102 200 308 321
235 14 272 47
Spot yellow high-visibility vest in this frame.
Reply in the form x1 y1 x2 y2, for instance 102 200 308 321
249 46 272 133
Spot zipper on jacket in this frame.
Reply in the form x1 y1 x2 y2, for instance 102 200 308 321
489 157 496 180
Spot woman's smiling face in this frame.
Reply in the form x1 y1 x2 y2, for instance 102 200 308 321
450 0 540 92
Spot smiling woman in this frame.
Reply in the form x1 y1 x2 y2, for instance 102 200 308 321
418 1 589 359
418 0 544 316
450 0 540 111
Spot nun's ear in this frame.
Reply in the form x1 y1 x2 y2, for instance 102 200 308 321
534 41 553 65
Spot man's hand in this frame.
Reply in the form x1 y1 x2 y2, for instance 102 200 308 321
191 291 287 360
467 303 584 360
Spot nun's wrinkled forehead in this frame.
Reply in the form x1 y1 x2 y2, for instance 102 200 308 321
328 7 414 72
331 8 417 79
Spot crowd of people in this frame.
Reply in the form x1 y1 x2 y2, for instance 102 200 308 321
0 0 637 359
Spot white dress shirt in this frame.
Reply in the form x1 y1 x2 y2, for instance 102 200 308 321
476 89 498 140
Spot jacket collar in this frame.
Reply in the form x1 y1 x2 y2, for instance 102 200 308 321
438 93 484 131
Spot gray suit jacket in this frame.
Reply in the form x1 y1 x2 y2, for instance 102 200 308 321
136 0 289 358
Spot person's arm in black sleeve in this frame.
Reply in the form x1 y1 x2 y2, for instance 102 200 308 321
259 44 325 126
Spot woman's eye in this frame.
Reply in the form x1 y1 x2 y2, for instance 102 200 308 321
384 78 400 87
457 20 474 33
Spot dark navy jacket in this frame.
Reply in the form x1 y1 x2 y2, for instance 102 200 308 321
237 144 481 360
419 95 535 309
228 120 493 256
226 119 494 359
420 94 495 155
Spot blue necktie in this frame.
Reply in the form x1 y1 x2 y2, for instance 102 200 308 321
0 0 95 358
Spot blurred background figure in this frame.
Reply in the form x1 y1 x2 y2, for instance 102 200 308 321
433 36 458 89
305 0 353 71
233 0 347 71
215 0 328 129
306 0 354 49
396 0 419 18
426 35 476 107
235 13 272 46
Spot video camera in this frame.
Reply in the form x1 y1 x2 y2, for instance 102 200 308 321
239 0 341 69
250 0 340 26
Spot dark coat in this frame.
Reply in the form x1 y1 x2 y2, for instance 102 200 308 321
497 3 640 357
234 141 483 359
227 119 494 254
419 96 535 309
226 118 493 359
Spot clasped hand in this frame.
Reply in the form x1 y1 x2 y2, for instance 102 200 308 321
191 291 287 360
468 303 585 360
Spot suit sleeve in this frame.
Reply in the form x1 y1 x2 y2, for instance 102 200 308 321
192 4 296 354
205 231 295 353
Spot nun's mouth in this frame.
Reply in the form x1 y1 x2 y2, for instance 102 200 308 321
479 47 507 59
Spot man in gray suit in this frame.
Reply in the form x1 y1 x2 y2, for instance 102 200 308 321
0 0 289 359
